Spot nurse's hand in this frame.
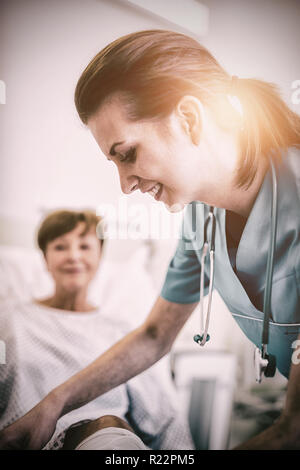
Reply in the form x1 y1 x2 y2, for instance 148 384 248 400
232 412 300 450
234 345 300 450
0 393 62 450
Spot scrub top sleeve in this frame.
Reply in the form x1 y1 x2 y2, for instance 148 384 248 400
160 236 208 304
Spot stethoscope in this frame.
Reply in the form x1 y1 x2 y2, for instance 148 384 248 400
194 159 278 383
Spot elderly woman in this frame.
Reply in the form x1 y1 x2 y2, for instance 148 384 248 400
1 29 300 450
0 209 193 450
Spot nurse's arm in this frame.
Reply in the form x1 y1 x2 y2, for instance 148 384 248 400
234 333 300 450
56 296 197 414
0 296 197 450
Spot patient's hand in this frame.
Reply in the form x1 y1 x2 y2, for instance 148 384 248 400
0 393 61 450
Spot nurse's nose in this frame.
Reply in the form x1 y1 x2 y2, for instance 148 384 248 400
119 172 139 194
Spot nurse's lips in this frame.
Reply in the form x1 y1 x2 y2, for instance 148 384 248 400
146 183 163 200
154 184 163 201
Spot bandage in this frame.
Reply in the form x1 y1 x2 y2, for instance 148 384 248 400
75 426 148 450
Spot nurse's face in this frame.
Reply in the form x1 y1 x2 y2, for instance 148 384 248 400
88 94 225 212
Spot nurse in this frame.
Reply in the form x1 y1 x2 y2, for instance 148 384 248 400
1 29 300 450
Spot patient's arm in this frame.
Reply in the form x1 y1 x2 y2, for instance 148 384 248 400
0 296 197 449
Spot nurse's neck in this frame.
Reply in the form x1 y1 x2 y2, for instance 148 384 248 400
194 109 269 219
199 153 268 220
216 158 268 219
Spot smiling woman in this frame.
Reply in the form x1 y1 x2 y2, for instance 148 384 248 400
75 30 300 187
36 209 103 312
72 29 300 446
74 29 300 218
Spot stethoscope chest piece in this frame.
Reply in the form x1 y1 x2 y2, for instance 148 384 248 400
254 347 277 383
193 333 210 346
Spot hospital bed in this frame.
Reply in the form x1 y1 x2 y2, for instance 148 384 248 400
0 233 238 449
0 208 242 448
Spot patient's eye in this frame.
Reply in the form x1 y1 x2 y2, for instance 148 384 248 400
80 244 90 250
54 244 66 251
119 146 136 163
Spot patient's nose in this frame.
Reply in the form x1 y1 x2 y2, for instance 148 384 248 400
66 246 81 261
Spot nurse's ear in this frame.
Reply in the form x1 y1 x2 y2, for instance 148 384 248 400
175 95 204 146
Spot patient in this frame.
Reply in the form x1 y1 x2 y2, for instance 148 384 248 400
0 210 194 450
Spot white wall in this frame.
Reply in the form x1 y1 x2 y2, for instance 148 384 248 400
0 0 187 235
200 0 300 96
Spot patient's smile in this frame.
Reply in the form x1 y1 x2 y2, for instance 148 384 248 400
45 222 101 295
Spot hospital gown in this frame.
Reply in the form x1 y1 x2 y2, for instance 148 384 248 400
0 299 194 450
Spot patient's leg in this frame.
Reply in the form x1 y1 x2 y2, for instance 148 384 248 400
62 415 142 450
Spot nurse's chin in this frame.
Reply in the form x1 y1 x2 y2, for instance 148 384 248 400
164 202 186 213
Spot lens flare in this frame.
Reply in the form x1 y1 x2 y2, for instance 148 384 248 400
227 94 244 117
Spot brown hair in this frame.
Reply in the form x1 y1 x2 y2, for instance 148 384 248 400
37 209 104 255
75 29 300 188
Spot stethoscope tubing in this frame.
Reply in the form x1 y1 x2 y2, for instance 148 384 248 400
262 159 278 349
199 207 216 346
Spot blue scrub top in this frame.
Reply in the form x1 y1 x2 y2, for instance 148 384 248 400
161 147 300 379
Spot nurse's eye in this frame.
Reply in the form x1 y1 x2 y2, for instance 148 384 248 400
119 146 136 163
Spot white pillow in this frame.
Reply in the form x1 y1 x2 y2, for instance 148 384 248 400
88 244 157 328
0 245 54 302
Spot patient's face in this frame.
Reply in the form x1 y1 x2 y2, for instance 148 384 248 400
44 223 101 293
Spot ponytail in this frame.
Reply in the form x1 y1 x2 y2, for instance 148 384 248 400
233 78 300 187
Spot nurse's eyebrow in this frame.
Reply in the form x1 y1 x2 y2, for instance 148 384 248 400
109 141 124 156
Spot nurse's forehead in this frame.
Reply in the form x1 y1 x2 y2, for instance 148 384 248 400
88 97 168 154
88 101 135 154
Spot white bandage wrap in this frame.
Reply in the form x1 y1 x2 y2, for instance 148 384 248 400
75 427 148 450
